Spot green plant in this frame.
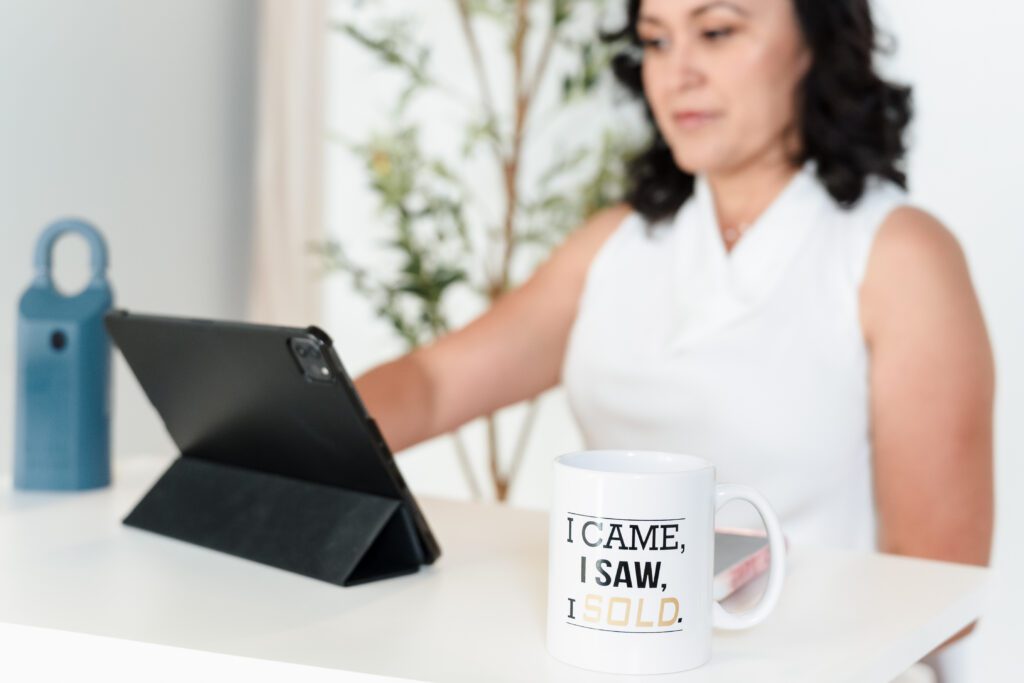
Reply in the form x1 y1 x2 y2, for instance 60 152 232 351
322 0 642 501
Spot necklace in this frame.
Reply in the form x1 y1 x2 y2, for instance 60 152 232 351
713 167 799 249
721 220 752 248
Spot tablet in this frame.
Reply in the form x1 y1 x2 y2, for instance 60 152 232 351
104 310 440 578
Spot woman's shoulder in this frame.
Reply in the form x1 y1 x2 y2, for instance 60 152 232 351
875 205 959 249
867 205 968 290
860 203 975 342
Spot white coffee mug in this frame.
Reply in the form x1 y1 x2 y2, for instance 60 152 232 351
546 449 786 675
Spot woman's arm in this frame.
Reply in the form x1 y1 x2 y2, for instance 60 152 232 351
860 206 995 652
354 204 630 453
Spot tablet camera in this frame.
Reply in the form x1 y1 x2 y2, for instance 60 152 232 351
289 337 335 383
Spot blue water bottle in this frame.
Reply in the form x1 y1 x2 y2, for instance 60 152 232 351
14 218 114 490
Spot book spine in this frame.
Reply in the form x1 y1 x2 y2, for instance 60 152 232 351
713 544 773 602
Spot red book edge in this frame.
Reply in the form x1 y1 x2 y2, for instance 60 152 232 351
713 527 790 602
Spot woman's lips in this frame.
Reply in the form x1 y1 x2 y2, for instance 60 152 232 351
672 111 719 130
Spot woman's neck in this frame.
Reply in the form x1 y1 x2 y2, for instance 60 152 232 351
705 155 802 242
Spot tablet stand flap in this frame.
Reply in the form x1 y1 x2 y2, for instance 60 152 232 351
345 503 426 586
123 456 423 586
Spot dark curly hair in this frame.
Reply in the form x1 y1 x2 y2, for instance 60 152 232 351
604 0 913 223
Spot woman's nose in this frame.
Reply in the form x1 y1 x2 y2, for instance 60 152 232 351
664 39 705 90
668 62 705 92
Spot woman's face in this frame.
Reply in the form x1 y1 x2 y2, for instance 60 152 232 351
637 0 811 176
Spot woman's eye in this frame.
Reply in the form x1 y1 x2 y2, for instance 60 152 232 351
638 37 668 51
701 27 735 41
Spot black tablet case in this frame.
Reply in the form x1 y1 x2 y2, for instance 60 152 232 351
105 311 439 587
125 457 424 586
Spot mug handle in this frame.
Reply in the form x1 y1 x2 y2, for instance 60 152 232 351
712 483 787 630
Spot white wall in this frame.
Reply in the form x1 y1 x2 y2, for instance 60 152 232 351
326 0 1024 678
0 0 256 467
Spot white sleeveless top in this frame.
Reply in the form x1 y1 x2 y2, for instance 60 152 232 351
561 162 908 551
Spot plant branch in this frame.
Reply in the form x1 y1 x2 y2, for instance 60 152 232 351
453 0 503 160
505 395 540 500
450 430 482 499
526 23 558 112
333 21 432 88
497 0 531 294
487 413 506 500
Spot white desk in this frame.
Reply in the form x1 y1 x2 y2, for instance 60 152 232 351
0 621 414 682
0 456 989 682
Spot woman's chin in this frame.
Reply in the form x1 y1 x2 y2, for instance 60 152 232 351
671 147 753 179
669 147 727 177
670 154 711 177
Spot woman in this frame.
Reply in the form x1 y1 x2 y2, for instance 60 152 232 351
355 0 994 679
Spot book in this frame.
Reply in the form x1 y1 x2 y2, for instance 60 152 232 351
713 527 788 601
